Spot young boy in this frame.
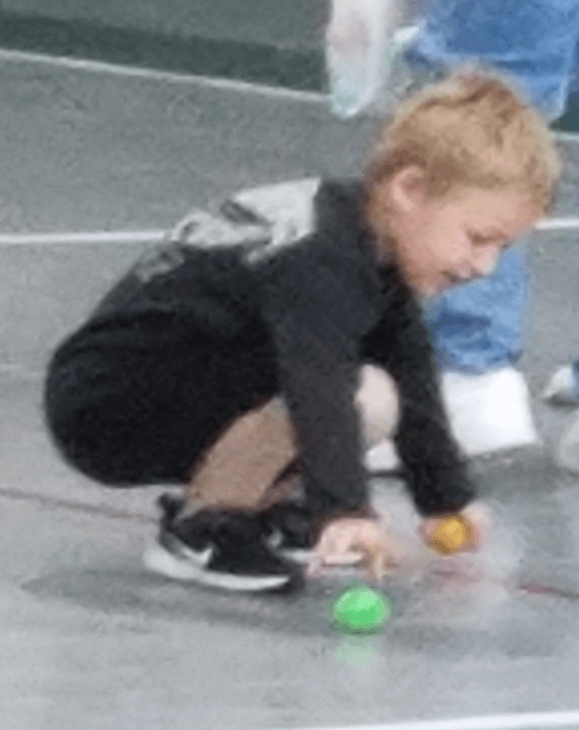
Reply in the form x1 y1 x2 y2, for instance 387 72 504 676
43 70 560 593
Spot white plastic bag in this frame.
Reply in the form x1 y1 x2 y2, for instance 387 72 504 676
325 0 418 118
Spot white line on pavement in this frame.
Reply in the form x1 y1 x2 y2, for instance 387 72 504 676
0 216 577 246
275 710 579 730
535 217 579 230
0 230 165 245
0 47 329 103
1 45 579 139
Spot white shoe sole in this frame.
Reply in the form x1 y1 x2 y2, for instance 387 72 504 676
266 528 313 564
277 547 313 564
143 542 291 592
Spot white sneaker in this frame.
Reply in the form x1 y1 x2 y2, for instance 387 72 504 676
441 367 540 456
543 365 579 406
364 366 539 470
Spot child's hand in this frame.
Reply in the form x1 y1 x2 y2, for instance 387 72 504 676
421 501 493 553
307 517 402 584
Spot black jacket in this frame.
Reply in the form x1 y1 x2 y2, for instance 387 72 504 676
69 179 476 519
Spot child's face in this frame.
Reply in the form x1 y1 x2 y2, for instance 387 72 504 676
381 167 542 297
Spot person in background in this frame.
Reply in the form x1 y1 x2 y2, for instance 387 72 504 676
543 362 579 472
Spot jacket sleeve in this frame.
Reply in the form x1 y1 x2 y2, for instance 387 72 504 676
364 282 477 517
259 238 373 520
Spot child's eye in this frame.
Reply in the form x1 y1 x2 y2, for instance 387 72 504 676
469 232 493 246
469 231 507 248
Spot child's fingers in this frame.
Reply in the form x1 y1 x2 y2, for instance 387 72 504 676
306 517 402 579
306 549 363 579
318 534 350 558
324 550 365 565
361 538 402 583
306 525 350 578
306 537 362 578
315 521 361 558
461 502 493 540
306 554 325 579
456 503 493 551
363 549 385 584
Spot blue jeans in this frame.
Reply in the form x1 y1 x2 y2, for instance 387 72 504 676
422 248 527 373
406 0 579 373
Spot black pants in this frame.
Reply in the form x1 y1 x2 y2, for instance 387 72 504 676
44 331 279 487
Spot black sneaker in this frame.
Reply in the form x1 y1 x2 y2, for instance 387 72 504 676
260 502 317 564
143 494 304 593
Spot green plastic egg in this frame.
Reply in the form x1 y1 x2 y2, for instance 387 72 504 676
331 583 392 633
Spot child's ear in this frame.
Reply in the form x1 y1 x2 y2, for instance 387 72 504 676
387 166 427 214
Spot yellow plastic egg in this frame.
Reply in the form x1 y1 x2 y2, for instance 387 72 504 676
429 515 471 553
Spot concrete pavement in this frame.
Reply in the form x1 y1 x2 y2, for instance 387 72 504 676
4 370 579 730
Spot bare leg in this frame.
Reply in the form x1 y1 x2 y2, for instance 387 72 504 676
355 364 399 447
254 460 303 511
184 398 298 512
183 365 399 514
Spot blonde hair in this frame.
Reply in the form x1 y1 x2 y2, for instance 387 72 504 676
365 67 562 226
